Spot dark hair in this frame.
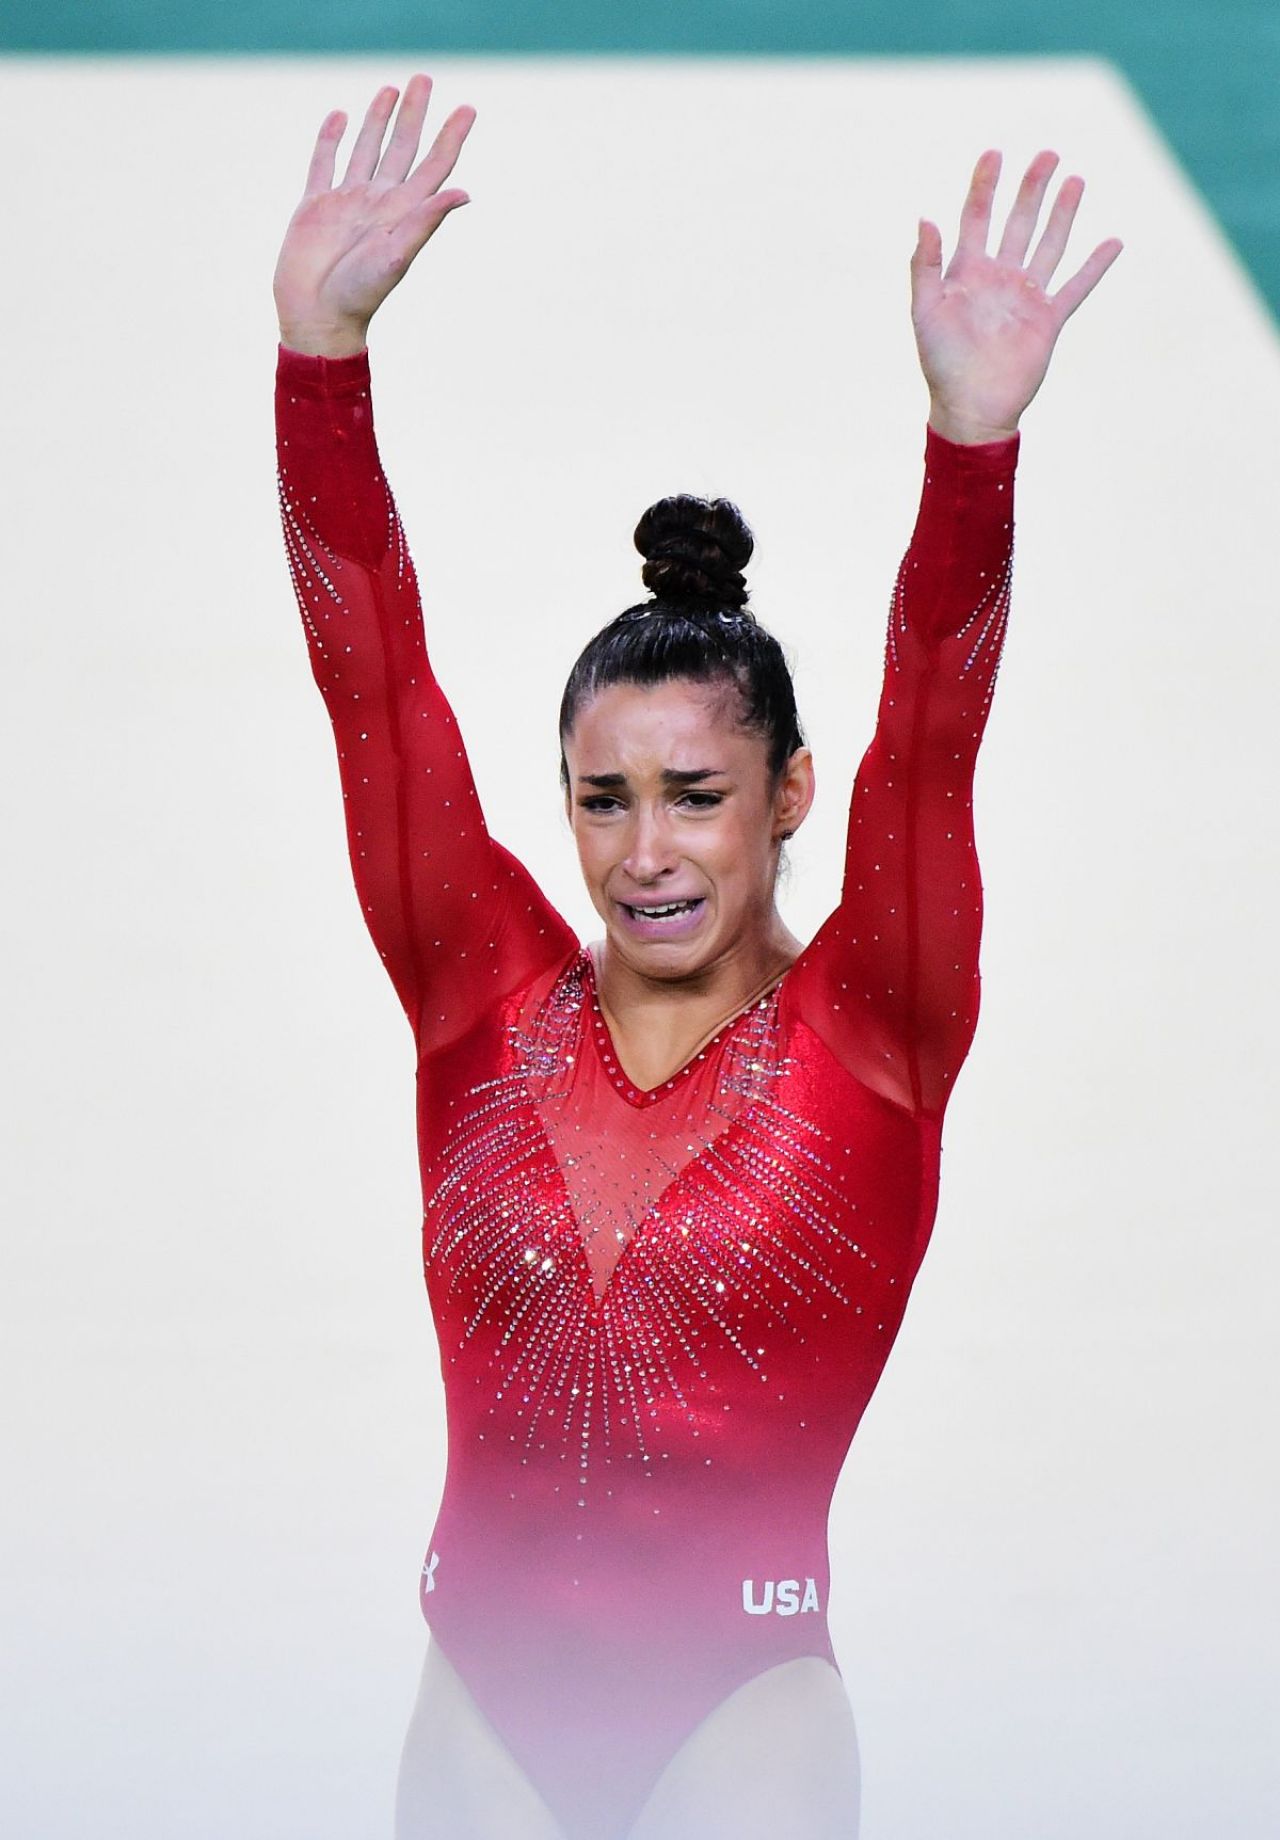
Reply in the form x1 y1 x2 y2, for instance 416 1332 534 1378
558 493 805 785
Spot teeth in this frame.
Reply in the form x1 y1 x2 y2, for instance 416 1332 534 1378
630 900 699 919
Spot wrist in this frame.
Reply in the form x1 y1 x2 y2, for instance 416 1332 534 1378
276 318 370 359
927 401 1020 446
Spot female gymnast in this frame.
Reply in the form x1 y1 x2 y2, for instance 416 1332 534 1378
273 74 1121 1840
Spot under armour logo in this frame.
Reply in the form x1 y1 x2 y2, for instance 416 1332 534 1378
422 1550 440 1594
742 1577 821 1616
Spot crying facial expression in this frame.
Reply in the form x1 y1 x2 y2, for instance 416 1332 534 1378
562 677 788 979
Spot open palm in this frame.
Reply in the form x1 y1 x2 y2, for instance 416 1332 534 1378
912 149 1123 443
274 74 475 357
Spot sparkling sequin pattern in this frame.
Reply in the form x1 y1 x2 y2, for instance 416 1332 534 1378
422 951 911 1506
888 540 1013 712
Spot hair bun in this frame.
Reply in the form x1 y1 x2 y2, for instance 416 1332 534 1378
633 494 754 614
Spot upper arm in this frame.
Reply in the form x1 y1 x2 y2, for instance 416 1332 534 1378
789 428 1018 1116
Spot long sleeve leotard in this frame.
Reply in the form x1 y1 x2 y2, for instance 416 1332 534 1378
276 345 1017 1840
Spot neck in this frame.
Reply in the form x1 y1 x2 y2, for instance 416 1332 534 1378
593 912 801 1022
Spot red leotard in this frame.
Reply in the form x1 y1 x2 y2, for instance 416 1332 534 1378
276 345 1018 1840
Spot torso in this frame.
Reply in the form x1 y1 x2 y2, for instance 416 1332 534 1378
409 944 937 1837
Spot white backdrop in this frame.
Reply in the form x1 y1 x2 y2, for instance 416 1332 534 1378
1 54 1276 1840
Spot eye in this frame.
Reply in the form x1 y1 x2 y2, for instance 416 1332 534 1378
578 794 624 814
676 790 724 810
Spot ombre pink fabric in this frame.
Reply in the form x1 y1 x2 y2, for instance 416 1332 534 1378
277 345 1017 1839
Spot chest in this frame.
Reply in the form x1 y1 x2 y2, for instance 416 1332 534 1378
414 957 940 1496
417 954 930 1317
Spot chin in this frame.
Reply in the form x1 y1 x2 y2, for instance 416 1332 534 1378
609 925 713 976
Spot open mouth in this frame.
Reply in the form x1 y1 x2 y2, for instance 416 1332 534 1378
621 898 704 923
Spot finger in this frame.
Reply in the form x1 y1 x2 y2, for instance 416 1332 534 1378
995 149 1060 265
1050 236 1124 323
376 71 433 185
955 149 1002 258
303 109 346 196
405 104 477 202
910 218 944 316
342 83 399 186
1027 173 1085 288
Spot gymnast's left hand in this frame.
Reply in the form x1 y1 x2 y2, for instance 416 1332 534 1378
911 149 1123 445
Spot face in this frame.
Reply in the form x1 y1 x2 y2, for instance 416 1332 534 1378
562 677 814 981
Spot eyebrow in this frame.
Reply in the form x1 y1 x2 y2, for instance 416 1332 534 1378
575 768 727 789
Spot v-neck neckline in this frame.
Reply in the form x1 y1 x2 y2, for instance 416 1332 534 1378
580 946 791 1109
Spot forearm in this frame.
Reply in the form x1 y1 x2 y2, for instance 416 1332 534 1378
893 425 1019 657
275 343 396 573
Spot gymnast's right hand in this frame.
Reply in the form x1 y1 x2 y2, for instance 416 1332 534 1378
273 73 476 358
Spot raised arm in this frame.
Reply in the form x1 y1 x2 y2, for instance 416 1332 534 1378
274 78 576 1054
792 151 1122 1116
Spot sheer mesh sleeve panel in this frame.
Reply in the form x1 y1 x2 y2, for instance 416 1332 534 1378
790 428 1019 1118
275 346 577 1055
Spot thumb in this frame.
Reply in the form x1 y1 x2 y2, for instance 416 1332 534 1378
397 188 472 262
910 218 943 317
911 217 943 275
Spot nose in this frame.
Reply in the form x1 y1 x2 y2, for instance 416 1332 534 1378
622 803 679 885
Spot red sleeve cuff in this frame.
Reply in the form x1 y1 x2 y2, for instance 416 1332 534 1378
276 343 371 398
924 423 1020 475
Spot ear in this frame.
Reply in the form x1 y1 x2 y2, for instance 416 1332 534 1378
772 746 816 842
